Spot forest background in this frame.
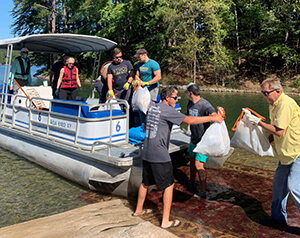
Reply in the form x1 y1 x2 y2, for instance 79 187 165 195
1 0 300 91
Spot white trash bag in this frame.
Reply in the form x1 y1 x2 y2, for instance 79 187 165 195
132 84 151 114
193 107 231 157
230 108 275 157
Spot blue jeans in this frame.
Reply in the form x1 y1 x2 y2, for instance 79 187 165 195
271 155 300 223
95 81 108 103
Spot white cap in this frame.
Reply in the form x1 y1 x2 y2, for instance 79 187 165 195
182 82 196 90
21 47 29 53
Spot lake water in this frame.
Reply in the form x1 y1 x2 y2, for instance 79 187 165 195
0 65 97 228
0 65 299 229
0 65 45 86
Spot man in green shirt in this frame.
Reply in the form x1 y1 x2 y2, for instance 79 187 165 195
8 48 32 94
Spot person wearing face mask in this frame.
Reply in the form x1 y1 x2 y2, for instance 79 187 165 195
8 48 32 94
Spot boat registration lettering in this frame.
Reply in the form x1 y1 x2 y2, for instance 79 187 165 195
50 119 73 129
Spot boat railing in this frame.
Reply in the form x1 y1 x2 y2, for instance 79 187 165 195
91 140 139 157
0 92 131 152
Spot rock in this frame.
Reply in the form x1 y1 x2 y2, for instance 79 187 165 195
0 199 178 238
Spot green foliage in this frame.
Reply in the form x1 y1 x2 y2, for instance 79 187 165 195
6 0 300 84
290 78 300 89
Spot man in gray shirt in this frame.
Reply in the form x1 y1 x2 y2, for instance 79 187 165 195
133 87 223 229
186 83 217 197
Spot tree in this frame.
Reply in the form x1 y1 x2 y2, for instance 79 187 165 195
202 0 235 86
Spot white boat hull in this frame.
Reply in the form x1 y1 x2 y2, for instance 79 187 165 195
0 94 190 198
0 124 143 198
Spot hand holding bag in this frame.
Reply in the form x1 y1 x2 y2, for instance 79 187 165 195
230 108 276 157
132 82 151 114
193 106 231 157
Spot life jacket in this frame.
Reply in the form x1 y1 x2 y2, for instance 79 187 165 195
61 66 77 89
15 56 30 79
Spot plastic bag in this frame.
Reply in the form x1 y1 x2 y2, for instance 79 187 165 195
230 108 275 157
132 84 151 114
193 107 231 157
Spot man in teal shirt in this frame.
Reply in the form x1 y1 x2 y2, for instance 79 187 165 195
134 48 161 123
8 47 32 94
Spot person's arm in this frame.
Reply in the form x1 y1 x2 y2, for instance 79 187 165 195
135 70 141 81
28 60 32 83
127 69 134 84
76 68 81 88
56 68 65 89
101 67 108 80
8 72 14 90
107 74 113 91
49 71 54 87
8 60 17 90
246 113 285 137
148 69 161 85
258 121 285 137
182 113 223 125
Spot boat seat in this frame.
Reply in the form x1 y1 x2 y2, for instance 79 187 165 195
87 110 122 118
51 99 123 118
51 100 90 117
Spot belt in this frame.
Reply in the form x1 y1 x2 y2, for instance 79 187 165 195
96 80 101 82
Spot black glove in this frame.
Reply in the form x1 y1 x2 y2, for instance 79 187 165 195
55 88 59 96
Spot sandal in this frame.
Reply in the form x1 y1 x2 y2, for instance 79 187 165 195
161 219 181 229
132 209 153 217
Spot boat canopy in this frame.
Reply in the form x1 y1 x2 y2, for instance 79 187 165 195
0 34 117 53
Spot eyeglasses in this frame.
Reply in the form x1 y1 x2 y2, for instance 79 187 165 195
170 96 178 100
261 89 277 96
114 56 122 59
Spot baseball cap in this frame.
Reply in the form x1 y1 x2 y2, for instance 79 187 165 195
134 48 148 58
183 82 196 90
21 47 29 53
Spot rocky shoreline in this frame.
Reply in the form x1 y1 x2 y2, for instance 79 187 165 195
164 84 300 96
36 72 300 96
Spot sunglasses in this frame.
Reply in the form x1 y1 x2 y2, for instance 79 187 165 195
114 56 122 59
170 96 178 100
261 89 277 96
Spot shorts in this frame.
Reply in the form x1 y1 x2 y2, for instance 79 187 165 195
142 160 174 190
187 142 208 163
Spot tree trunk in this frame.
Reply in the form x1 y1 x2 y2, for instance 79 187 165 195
193 18 196 83
285 29 289 44
62 0 68 32
234 6 241 66
47 15 51 33
51 0 56 33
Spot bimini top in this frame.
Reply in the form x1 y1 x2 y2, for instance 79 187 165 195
0 34 117 53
